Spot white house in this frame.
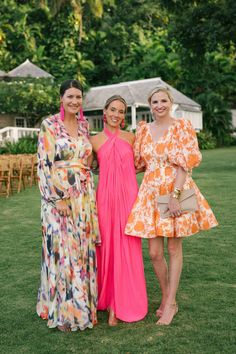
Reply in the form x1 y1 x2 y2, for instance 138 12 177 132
83 77 203 131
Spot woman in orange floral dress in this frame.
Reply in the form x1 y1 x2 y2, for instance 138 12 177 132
125 87 218 326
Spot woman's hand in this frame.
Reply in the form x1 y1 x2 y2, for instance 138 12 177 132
55 200 71 217
168 196 182 217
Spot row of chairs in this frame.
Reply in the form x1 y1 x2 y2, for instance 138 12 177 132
0 154 37 198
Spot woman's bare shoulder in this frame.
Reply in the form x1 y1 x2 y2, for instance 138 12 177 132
90 131 107 152
120 130 135 145
90 131 104 143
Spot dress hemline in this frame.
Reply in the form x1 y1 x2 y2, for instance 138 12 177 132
125 223 218 239
97 308 147 323
37 311 96 331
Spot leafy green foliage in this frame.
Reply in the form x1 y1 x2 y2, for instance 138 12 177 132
0 0 235 145
1 134 38 154
0 146 8 154
0 80 59 126
197 131 217 150
157 0 236 145
160 0 236 53
197 92 232 146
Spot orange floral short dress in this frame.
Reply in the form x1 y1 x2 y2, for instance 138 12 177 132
125 119 218 238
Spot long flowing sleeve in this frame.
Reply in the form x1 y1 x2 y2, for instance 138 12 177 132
133 121 147 169
168 119 202 172
37 119 65 202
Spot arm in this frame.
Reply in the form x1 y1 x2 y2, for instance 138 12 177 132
168 167 187 217
167 120 200 217
89 135 101 174
133 122 146 170
87 152 93 167
37 119 70 216
37 120 63 202
174 166 188 190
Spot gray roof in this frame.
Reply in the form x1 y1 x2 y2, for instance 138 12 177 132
8 59 53 78
0 70 7 77
83 77 201 111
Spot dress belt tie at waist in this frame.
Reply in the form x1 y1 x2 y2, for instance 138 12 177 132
54 160 90 170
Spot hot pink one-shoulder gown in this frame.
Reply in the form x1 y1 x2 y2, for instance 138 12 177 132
96 127 148 322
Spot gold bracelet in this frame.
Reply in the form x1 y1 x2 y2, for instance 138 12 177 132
172 188 181 199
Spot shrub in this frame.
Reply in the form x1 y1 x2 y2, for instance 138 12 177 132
197 131 217 150
1 135 38 154
0 146 8 154
197 92 232 146
221 133 236 146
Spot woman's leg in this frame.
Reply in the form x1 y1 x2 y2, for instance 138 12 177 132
148 237 169 315
157 237 183 325
108 308 118 326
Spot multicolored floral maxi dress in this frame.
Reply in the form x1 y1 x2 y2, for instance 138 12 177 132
36 114 100 331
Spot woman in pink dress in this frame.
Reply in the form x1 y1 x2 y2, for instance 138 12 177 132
90 95 148 326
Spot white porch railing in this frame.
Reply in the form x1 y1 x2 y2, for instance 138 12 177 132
0 127 40 144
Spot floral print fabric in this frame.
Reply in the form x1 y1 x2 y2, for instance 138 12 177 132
125 119 218 238
36 114 99 330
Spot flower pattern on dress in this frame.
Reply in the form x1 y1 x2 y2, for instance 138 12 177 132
125 119 218 238
36 114 100 331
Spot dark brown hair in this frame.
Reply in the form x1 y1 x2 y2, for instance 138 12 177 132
60 79 83 96
104 95 127 112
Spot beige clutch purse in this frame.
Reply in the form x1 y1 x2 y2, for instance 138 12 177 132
157 188 198 219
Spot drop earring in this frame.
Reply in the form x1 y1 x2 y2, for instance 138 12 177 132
60 103 65 121
79 107 85 121
121 118 125 129
103 114 107 124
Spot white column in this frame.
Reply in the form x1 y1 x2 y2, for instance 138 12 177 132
12 128 19 142
131 105 137 130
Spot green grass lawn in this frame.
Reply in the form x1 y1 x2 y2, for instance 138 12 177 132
0 147 235 354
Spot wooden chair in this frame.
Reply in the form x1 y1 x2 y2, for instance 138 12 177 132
8 155 24 193
20 154 37 188
0 158 11 197
30 154 38 187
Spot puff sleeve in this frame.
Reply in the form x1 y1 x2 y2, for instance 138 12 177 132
37 119 65 203
133 121 147 169
168 119 202 172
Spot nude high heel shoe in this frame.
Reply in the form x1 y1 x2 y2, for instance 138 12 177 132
156 303 178 326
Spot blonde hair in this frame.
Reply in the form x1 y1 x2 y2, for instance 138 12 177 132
147 86 174 105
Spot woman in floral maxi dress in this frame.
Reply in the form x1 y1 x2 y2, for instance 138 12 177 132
125 87 218 326
36 80 99 331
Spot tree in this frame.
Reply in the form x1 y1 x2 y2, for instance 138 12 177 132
0 80 59 126
43 0 104 42
157 0 236 144
0 0 235 144
159 0 236 53
80 0 171 84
